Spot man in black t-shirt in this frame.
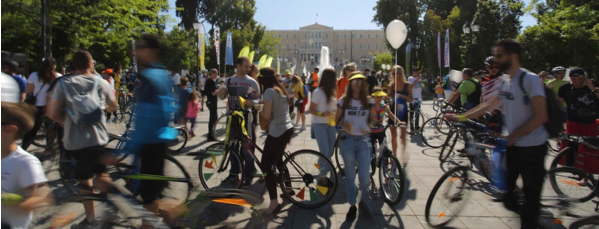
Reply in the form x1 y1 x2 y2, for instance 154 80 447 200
364 68 378 94
204 68 221 141
557 68 599 172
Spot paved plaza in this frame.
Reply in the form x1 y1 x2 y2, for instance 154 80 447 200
29 100 596 229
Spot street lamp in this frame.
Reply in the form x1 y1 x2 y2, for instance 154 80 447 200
463 19 480 68
193 21 202 78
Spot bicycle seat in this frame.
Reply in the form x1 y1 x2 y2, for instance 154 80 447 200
581 137 599 151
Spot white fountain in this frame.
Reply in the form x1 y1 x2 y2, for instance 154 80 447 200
318 46 333 80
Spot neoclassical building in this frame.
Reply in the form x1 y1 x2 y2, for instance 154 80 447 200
268 23 388 70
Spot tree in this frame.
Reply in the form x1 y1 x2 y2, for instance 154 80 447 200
371 52 394 72
518 0 599 75
162 26 198 72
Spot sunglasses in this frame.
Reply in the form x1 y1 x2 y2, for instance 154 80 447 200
351 80 364 85
487 65 499 69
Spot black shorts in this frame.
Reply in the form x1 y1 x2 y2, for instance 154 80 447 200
138 143 168 204
65 145 110 180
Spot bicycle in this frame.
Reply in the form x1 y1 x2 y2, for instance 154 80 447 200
420 102 463 148
212 111 228 142
438 119 492 164
425 134 508 228
198 103 338 208
370 122 406 205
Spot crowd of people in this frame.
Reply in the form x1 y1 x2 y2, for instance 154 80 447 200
2 36 599 229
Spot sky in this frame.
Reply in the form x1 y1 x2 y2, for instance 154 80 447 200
165 0 537 31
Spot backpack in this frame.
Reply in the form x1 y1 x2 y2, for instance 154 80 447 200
465 79 482 107
302 84 308 99
518 72 564 138
60 76 104 126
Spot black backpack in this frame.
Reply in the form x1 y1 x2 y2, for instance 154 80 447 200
464 79 482 107
518 73 564 138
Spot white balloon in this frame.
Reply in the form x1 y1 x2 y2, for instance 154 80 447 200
386 20 408 49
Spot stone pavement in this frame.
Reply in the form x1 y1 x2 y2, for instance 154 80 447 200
28 99 597 229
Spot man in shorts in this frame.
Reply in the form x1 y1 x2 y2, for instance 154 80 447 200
48 50 118 229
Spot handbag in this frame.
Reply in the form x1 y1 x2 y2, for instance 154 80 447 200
24 83 45 105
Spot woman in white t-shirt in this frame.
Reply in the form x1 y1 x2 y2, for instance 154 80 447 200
308 68 337 173
334 72 375 221
21 58 61 151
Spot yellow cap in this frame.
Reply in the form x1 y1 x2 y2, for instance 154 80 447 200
285 70 291 74
349 73 367 81
371 91 387 97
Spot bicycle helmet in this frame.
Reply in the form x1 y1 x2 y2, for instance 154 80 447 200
552 66 566 73
484 56 495 66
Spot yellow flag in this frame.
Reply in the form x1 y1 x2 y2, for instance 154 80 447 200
248 50 256 64
265 57 273 67
238 46 250 58
258 55 268 69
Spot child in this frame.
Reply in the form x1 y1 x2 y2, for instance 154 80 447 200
435 77 444 99
1 102 52 228
186 91 201 138
370 87 403 164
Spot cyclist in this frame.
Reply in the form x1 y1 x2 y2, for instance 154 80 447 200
380 73 390 93
441 73 455 100
557 67 599 174
447 39 549 229
445 68 481 110
101 69 120 123
204 68 222 142
387 65 413 159
47 50 118 229
364 68 377 94
336 63 357 100
290 76 308 131
218 57 261 188
2 102 52 229
309 68 337 176
257 68 295 215
335 72 374 221
408 67 423 132
546 66 567 121
369 87 402 171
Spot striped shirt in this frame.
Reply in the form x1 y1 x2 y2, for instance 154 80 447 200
481 74 502 103
370 102 389 133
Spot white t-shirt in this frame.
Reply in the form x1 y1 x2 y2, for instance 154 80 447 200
1 72 20 103
1 147 48 229
337 97 372 135
311 88 337 124
172 73 181 85
26 72 62 106
408 76 422 101
199 75 206 90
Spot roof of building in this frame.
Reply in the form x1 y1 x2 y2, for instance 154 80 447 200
299 23 333 30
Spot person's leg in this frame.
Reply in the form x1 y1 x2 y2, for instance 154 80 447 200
44 118 57 152
314 124 333 174
408 103 415 131
414 101 421 129
389 126 398 156
21 107 43 150
242 123 257 185
139 143 168 217
339 135 358 205
519 143 547 229
356 135 372 202
503 146 523 212
208 103 217 140
399 125 408 163
261 135 279 200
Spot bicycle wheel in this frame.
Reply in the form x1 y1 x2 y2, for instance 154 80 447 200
548 167 597 202
547 138 560 153
160 155 193 208
167 128 188 153
569 215 599 229
407 110 426 134
439 130 458 163
212 114 228 142
279 149 338 208
425 166 471 228
198 142 244 191
421 117 452 148
379 153 404 205
550 147 577 170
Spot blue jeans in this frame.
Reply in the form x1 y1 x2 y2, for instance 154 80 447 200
313 123 336 174
339 134 371 205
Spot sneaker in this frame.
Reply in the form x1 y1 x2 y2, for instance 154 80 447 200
106 119 112 123
346 205 357 222
298 126 306 131
71 219 99 229
200 108 204 112
221 175 240 185
293 123 300 127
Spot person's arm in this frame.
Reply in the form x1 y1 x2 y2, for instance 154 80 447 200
585 79 599 99
48 85 66 124
446 96 503 121
385 108 402 125
260 100 272 120
507 95 548 146
446 91 461 104
16 183 53 211
25 83 34 94
404 84 414 103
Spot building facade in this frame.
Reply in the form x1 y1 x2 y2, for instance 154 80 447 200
268 23 388 71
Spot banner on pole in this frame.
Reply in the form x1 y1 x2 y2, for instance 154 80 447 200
225 31 233 66
405 43 411 74
444 28 450 68
214 27 220 65
276 57 280 74
437 31 441 70
198 24 206 70
131 40 138 72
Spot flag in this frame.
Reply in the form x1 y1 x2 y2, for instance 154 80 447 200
214 27 220 65
225 31 234 66
265 56 274 67
248 50 255 64
198 23 206 70
238 46 249 58
444 28 450 68
277 57 280 73
437 31 441 70
406 43 411 73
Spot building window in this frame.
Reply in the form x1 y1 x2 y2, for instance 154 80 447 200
359 34 363 39
294 44 297 49
286 44 289 49
304 44 307 49
375 34 379 39
278 34 281 38
360 44 363 50
336 34 339 39
285 34 288 39
368 34 371 39
352 44 355 49
352 33 355 38
376 44 379 50
325 34 328 39
304 34 307 38
336 44 339 50
344 34 347 39
344 44 347 49
319 32 322 38
368 44 371 50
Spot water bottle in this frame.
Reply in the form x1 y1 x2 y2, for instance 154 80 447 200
491 138 508 192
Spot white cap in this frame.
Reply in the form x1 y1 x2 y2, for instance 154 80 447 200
1 72 20 103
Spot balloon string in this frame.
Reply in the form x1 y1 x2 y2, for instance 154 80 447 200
394 48 398 127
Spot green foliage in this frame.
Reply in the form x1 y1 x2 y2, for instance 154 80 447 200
162 26 198 72
371 52 394 72
518 1 599 75
1 0 169 71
